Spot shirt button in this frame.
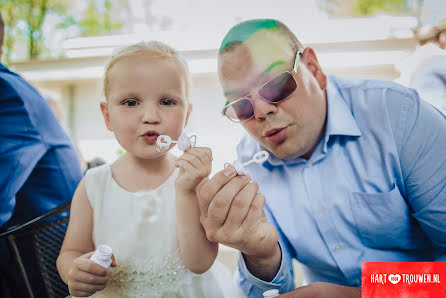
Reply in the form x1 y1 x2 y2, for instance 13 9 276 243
334 244 341 251
317 207 323 213
306 162 312 168
282 270 286 276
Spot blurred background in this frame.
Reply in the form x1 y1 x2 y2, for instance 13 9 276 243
3 0 445 172
2 0 445 282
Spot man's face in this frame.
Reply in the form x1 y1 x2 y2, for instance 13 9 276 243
218 30 328 159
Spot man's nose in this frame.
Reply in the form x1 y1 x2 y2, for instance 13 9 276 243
251 94 278 120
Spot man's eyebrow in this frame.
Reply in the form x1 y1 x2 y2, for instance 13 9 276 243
223 60 286 99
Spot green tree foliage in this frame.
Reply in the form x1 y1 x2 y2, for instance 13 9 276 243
349 0 410 15
0 0 70 61
1 0 123 62
0 0 22 63
77 0 122 36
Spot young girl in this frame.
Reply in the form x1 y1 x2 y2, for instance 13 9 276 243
57 41 240 297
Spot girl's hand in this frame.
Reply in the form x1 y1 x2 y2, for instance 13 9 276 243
175 147 212 195
67 251 116 297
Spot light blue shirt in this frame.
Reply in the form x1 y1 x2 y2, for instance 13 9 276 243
234 76 446 297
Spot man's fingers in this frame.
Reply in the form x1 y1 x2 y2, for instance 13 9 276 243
241 193 266 230
223 181 259 230
206 174 251 234
197 166 238 216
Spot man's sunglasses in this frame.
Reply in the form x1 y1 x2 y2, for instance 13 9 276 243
222 49 302 122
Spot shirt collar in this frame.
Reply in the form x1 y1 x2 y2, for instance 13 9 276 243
322 76 362 153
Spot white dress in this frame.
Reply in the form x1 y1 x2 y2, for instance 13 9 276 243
85 164 242 298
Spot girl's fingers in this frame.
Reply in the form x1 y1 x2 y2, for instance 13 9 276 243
74 257 108 277
181 147 212 168
70 281 107 295
74 270 110 285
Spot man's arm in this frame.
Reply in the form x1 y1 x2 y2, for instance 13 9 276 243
0 78 47 226
391 91 446 258
278 282 361 298
243 243 281 282
197 168 295 296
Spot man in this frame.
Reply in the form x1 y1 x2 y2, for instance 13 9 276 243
196 19 446 297
396 23 446 113
0 12 83 297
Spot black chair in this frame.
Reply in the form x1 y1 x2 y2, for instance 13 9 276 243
0 201 71 298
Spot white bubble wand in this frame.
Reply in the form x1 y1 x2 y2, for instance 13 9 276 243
156 132 197 153
226 150 269 175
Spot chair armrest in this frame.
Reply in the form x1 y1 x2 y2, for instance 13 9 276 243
0 201 71 238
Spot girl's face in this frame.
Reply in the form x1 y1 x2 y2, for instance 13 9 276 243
101 53 191 160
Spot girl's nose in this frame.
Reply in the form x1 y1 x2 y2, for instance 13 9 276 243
141 106 161 124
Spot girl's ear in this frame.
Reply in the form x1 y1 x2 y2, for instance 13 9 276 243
184 103 192 127
100 101 113 131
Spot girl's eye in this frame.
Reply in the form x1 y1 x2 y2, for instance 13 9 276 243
160 98 176 106
123 99 138 106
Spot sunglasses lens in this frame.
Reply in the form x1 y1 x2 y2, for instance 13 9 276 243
225 98 254 122
259 72 297 103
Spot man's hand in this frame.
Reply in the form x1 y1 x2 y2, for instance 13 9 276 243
196 166 278 258
278 282 361 298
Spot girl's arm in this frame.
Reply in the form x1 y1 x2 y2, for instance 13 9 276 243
175 147 218 274
57 178 114 296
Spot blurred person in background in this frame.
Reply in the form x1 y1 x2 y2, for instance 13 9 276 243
0 11 83 297
43 92 106 172
396 23 446 113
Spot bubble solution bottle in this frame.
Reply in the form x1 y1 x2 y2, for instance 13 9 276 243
263 289 279 297
90 244 112 268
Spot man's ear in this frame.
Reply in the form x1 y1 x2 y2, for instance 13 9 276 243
301 47 327 90
100 101 113 131
439 31 446 49
184 103 192 127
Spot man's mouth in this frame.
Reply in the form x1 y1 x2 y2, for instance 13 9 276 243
264 128 284 137
264 127 287 144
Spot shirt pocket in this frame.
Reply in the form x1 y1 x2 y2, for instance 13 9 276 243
350 184 426 250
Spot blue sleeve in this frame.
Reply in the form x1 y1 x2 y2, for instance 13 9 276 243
388 89 446 260
0 78 48 226
0 70 83 226
235 205 296 297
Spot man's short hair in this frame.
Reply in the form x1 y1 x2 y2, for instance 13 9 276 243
219 19 304 55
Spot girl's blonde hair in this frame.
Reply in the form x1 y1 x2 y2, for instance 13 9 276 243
103 41 191 99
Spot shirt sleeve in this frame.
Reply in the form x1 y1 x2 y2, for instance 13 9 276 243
235 205 296 296
388 89 446 260
0 78 47 226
